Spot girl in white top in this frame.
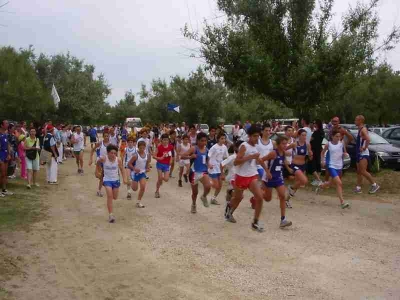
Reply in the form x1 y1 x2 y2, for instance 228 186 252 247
226 125 270 232
71 126 85 175
97 144 127 223
208 134 229 205
256 124 275 182
124 138 137 200
89 132 111 197
317 130 350 209
221 140 243 203
128 140 150 208
178 135 191 187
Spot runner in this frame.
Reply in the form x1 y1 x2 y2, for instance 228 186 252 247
124 137 137 199
89 132 111 197
153 133 174 198
354 115 380 194
169 130 177 178
120 124 128 160
188 125 197 146
88 125 98 150
97 144 127 223
316 129 351 208
109 127 119 148
207 127 217 149
260 135 293 228
221 140 243 204
225 125 268 232
208 133 229 205
180 132 211 213
128 140 150 208
283 126 296 181
71 125 85 175
286 129 313 208
250 123 275 209
177 135 191 187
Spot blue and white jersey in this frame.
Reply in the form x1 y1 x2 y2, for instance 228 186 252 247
293 142 307 157
124 147 137 168
326 141 344 170
356 127 370 157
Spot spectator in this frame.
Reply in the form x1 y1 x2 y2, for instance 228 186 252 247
25 128 40 188
55 124 63 164
310 120 324 186
233 122 240 142
244 120 251 131
43 125 59 184
18 134 27 180
0 119 13 197
7 123 18 179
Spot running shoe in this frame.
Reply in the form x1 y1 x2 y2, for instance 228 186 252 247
155 191 160 198
251 222 264 232
225 207 236 223
96 190 103 197
34 183 40 187
354 187 362 194
288 185 295 198
127 193 132 200
250 196 255 209
178 180 183 187
80 169 84 175
49 182 58 185
27 184 32 189
280 219 292 228
136 202 145 208
200 195 209 207
108 215 116 223
341 202 350 209
314 182 323 194
311 180 321 186
210 198 220 205
77 169 81 174
2 190 14 196
191 204 197 214
369 184 380 194
183 174 188 183
286 200 293 208
0 193 5 197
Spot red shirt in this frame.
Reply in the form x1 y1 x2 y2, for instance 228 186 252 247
157 144 174 165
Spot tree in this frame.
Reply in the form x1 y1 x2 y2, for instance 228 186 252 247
184 0 400 117
0 46 54 121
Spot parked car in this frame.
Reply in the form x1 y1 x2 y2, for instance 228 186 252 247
381 126 400 147
345 130 400 170
200 124 209 135
370 127 389 136
339 124 358 130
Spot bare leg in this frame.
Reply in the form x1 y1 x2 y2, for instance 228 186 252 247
105 187 114 214
358 159 375 185
276 186 287 218
249 179 264 222
200 175 211 198
138 179 146 201
191 184 198 205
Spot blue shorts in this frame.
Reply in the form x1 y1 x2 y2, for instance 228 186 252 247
357 154 369 163
131 172 146 182
0 152 7 162
257 168 264 179
156 162 170 173
328 168 342 178
209 173 221 179
103 180 120 189
291 164 306 173
265 180 284 189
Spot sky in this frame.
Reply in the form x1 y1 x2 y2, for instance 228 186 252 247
2 0 400 105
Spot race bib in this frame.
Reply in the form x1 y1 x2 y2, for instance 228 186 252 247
202 155 206 164
168 151 172 157
275 166 282 172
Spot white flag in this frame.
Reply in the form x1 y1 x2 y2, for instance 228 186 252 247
51 84 60 108
174 106 180 113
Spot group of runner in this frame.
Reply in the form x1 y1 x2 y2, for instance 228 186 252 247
87 115 380 231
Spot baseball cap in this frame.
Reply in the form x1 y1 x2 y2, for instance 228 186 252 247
47 125 54 131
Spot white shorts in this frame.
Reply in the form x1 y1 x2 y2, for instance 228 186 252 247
179 159 190 167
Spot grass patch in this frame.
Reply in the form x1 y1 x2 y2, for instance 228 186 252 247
0 178 48 232
0 286 12 300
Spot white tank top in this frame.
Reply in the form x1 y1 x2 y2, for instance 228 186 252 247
109 135 118 146
125 147 137 167
179 143 191 156
256 138 273 169
99 141 108 158
327 141 343 170
285 137 295 164
103 156 120 182
236 142 259 177
135 152 148 173
73 132 85 151
189 135 197 146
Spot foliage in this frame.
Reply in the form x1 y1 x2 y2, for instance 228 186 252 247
183 0 400 117
0 46 54 122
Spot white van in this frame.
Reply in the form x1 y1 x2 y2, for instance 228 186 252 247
125 117 143 133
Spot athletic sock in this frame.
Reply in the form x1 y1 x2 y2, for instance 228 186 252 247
281 216 285 221
372 183 377 187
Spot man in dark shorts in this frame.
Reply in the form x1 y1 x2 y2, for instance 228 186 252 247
88 125 98 150
0 120 13 197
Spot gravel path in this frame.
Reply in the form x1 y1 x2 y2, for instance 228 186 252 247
1 150 400 300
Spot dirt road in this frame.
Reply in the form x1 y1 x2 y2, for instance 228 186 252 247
1 150 400 300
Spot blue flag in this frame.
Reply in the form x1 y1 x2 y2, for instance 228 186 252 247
167 103 180 113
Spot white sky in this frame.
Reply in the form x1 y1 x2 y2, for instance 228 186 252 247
1 0 400 105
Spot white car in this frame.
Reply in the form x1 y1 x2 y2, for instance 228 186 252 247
200 124 209 135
